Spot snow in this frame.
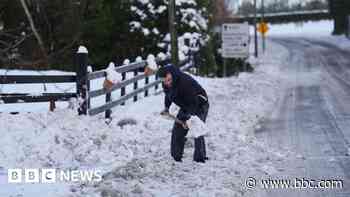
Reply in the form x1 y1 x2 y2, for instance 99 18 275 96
77 46 88 54
129 21 142 31
106 62 122 83
135 56 143 63
87 66 93 73
157 52 167 60
130 0 209 52
152 28 160 35
156 5 167 14
0 39 292 196
313 35 350 50
138 0 150 5
146 54 158 70
123 59 130 65
142 28 150 36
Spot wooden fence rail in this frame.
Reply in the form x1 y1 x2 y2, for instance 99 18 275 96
0 46 197 118
0 75 76 84
84 54 195 119
0 75 77 105
0 93 76 104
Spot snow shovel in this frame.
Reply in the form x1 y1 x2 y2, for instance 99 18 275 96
161 112 189 130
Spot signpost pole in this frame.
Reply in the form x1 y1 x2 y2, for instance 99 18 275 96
262 0 266 53
254 0 258 58
223 58 227 77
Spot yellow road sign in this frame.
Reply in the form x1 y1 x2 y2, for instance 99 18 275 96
258 22 269 35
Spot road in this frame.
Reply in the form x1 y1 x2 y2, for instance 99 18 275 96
255 38 350 197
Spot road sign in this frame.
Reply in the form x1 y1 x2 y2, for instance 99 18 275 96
221 23 250 58
258 22 269 35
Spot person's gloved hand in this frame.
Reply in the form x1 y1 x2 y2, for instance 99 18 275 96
160 108 169 116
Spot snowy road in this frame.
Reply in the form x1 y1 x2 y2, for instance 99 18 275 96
255 38 350 196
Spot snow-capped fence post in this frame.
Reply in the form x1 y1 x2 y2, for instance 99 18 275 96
76 46 89 115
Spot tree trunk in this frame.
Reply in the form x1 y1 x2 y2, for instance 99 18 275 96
19 0 47 62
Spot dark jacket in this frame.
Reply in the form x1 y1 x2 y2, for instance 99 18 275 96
161 65 208 117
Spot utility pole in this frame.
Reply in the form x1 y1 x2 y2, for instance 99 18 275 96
169 0 179 67
261 0 266 53
254 0 258 58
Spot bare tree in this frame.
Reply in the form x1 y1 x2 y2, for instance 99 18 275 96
19 0 47 61
213 0 233 25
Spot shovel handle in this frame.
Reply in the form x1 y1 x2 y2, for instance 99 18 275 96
161 112 188 129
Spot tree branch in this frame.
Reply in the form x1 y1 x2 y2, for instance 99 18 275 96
19 0 47 59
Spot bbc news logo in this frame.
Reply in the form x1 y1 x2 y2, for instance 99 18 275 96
8 169 102 183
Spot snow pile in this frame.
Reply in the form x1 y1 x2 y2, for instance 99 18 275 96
0 111 133 170
77 46 88 54
106 62 122 83
123 59 131 66
146 54 157 70
157 52 167 60
135 56 143 63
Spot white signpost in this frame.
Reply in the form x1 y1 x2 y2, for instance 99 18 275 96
221 22 250 77
221 23 250 58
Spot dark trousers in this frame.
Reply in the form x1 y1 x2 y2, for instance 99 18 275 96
171 109 190 161
170 102 209 161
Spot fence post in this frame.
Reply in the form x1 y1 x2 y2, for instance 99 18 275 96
105 91 112 119
155 72 159 91
121 72 126 105
133 69 138 102
145 75 149 97
87 66 92 110
76 46 88 115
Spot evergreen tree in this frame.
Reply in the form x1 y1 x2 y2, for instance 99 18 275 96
129 0 209 60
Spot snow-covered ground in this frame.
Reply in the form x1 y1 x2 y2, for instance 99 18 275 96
0 38 293 196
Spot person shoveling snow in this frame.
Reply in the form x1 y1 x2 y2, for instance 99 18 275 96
153 64 210 163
